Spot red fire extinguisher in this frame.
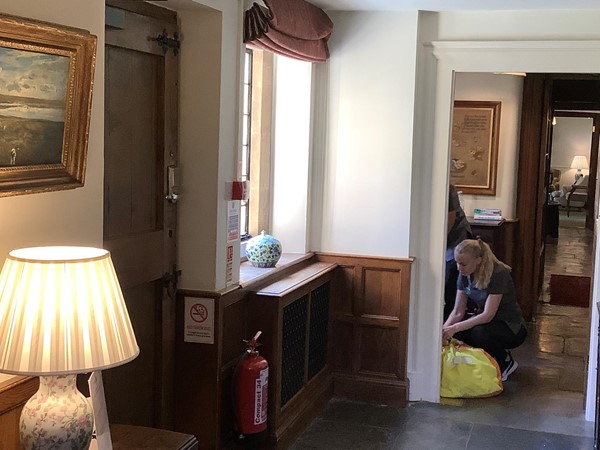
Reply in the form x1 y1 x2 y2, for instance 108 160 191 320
233 330 269 437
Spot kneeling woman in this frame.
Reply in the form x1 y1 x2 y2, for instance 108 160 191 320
442 238 527 381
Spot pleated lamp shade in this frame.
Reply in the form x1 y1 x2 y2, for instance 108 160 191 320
0 246 139 376
570 155 589 171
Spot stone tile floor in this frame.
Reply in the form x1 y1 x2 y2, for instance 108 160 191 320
290 223 596 449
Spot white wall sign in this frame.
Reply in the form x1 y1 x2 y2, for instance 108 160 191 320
226 244 233 285
184 297 215 344
227 200 239 242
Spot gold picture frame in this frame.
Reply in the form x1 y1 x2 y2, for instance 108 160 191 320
0 13 96 197
450 100 501 196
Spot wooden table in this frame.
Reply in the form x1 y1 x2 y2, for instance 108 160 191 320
91 424 199 449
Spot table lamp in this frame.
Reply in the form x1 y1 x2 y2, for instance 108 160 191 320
0 246 139 450
570 155 589 182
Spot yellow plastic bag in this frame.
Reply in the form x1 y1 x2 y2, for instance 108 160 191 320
440 339 503 398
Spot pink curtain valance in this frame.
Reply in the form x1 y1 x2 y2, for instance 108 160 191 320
244 0 333 63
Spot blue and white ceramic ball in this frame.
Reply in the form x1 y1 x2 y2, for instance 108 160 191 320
246 230 282 268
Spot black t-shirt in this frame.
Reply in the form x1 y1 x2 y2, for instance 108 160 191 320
457 263 525 334
447 185 471 250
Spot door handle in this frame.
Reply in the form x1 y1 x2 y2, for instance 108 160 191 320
166 165 180 203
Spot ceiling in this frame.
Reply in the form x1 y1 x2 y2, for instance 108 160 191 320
309 0 600 11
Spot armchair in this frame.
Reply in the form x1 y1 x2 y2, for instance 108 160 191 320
558 175 589 216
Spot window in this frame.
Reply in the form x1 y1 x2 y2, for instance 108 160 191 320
240 49 252 240
240 48 273 241
239 48 313 258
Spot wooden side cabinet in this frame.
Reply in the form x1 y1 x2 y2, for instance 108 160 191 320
248 262 337 450
468 217 518 268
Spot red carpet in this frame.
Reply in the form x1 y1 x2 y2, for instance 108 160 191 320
549 274 592 307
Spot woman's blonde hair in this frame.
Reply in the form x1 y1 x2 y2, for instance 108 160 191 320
454 238 511 289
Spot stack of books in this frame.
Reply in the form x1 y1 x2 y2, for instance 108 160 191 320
473 208 503 222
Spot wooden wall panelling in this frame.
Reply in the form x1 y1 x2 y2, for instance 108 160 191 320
218 291 251 446
0 376 38 450
175 260 331 449
173 254 413 449
315 253 413 406
328 265 355 373
174 288 248 450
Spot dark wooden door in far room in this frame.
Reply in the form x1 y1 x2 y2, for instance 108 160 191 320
104 1 179 429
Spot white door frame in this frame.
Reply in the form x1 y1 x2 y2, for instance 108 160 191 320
411 40 600 421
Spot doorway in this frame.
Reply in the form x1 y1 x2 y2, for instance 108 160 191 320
416 40 600 424
442 72 594 435
548 113 594 232
544 112 595 313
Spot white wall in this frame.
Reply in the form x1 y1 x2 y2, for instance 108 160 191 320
0 2 105 254
454 72 523 219
314 11 419 258
438 9 600 41
406 10 442 400
551 117 593 186
177 0 243 291
0 0 104 385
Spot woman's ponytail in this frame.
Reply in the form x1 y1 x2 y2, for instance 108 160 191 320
455 238 510 289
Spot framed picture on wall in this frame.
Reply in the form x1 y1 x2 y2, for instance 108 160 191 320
450 100 501 196
0 13 96 197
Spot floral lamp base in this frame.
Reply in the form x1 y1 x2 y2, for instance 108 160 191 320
20 374 93 450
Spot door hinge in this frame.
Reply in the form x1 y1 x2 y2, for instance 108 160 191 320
162 266 182 298
149 29 180 56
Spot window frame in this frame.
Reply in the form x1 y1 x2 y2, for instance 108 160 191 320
241 47 274 241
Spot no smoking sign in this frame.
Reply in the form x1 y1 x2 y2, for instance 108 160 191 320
184 297 214 344
190 303 208 323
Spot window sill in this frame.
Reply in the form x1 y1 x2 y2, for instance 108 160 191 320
239 253 313 289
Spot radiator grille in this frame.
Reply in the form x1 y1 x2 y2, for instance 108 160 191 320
308 282 330 379
280 281 331 407
281 295 308 406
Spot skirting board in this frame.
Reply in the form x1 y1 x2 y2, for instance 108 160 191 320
333 373 409 406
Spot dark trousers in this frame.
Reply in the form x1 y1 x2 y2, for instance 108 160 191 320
454 321 527 371
444 258 459 321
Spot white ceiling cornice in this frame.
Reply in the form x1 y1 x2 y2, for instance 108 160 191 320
310 0 600 12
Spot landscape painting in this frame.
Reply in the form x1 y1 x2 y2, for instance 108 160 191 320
0 47 68 167
0 13 96 197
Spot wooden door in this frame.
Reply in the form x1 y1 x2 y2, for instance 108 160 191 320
587 116 600 230
516 73 552 321
536 80 554 298
104 2 178 429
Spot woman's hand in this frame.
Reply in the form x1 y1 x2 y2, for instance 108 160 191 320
443 294 503 343
442 324 458 342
